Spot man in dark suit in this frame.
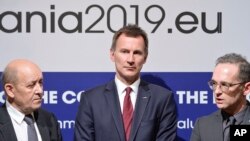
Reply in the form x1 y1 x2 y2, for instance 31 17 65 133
0 59 62 141
74 24 177 141
190 53 250 141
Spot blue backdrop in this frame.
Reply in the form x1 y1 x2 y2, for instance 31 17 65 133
0 72 218 140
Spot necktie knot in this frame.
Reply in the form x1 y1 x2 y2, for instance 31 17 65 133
24 114 34 125
228 116 236 125
125 87 132 95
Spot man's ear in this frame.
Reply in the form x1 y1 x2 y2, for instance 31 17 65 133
143 55 147 64
4 83 15 98
110 49 115 62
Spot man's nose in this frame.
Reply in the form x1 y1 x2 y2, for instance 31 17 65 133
35 84 43 94
127 53 135 62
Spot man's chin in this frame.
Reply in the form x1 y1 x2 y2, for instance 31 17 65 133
216 103 224 109
32 102 42 109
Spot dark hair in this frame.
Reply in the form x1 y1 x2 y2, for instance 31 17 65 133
111 24 148 55
216 53 250 83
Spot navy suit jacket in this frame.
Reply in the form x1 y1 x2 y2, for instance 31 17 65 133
190 103 250 141
0 104 62 141
74 80 177 141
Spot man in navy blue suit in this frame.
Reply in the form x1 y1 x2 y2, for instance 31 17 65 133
74 24 177 141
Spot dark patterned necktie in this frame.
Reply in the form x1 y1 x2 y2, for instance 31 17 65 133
224 116 236 141
123 87 133 141
24 114 38 141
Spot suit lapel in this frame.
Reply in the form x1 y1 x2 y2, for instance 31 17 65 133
130 81 150 141
0 105 18 141
213 111 223 141
34 110 50 141
0 122 18 141
37 124 50 141
242 104 250 125
104 81 125 141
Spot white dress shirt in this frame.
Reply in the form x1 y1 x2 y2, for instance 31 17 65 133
6 100 42 141
115 76 140 113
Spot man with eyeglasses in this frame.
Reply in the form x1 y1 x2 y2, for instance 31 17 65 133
190 53 250 141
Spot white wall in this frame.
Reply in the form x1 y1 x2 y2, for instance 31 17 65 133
1 0 250 72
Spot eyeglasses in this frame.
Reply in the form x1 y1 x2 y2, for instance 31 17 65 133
208 80 245 92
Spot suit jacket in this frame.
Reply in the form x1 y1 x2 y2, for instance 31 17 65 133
74 80 177 141
0 104 62 141
190 104 250 141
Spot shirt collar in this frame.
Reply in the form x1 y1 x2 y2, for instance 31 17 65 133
6 100 25 124
234 106 247 124
222 105 247 125
115 76 140 95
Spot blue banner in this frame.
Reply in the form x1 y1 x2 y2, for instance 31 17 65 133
0 72 217 140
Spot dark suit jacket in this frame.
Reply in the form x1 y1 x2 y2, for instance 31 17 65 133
190 104 250 141
0 104 62 141
74 80 177 141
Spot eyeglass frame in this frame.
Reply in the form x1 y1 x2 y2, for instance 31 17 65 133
207 80 245 92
